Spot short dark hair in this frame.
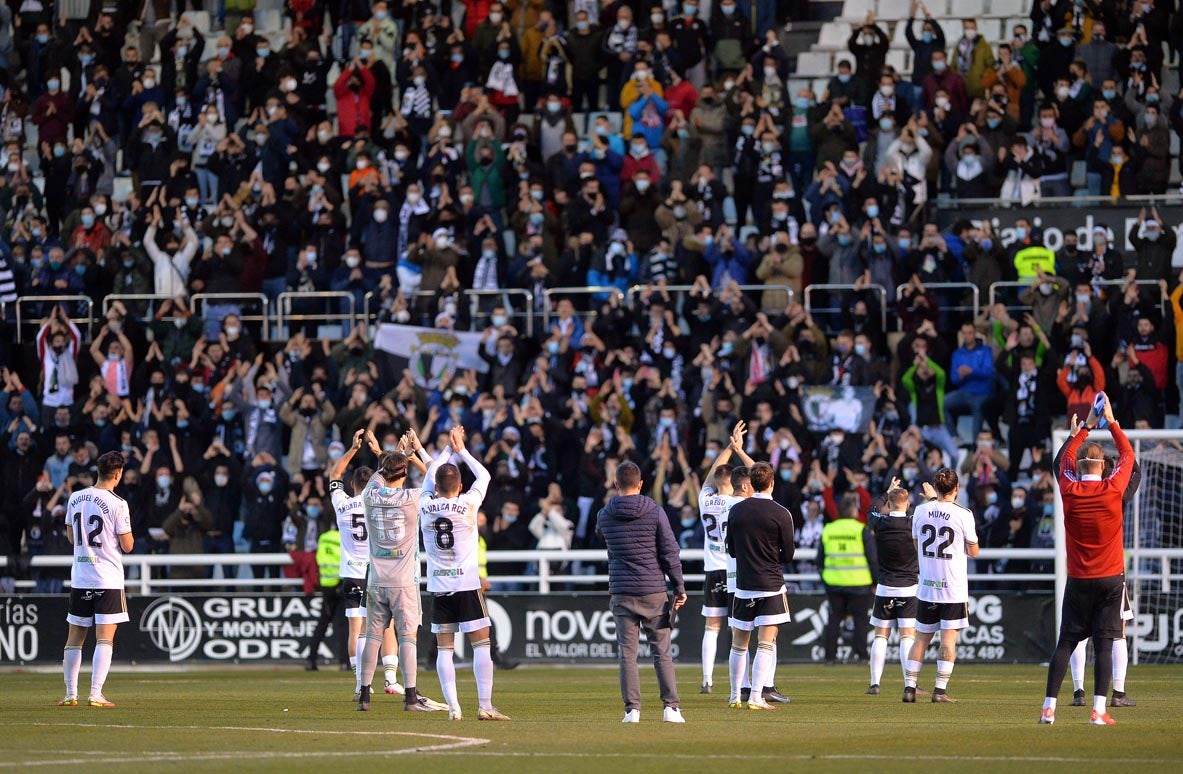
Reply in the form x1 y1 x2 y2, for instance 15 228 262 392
886 487 910 509
435 463 462 497
352 465 375 493
615 460 642 491
97 451 125 481
713 463 733 489
729 465 750 491
748 462 774 492
933 467 959 496
379 451 408 482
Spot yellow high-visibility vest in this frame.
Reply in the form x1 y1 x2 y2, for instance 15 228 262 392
821 518 872 587
317 529 341 588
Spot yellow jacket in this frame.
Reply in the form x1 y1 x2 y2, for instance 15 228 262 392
1171 284 1183 360
619 78 664 138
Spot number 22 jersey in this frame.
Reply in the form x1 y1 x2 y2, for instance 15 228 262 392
911 499 977 604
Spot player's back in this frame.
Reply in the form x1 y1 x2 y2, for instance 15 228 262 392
870 511 918 590
1058 478 1126 578
67 487 131 589
419 490 481 594
330 481 370 580
912 500 977 603
697 487 733 573
362 476 422 588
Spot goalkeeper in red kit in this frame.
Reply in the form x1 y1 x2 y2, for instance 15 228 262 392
1039 394 1133 727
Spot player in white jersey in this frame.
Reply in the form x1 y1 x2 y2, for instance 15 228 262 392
697 421 753 694
60 452 133 708
903 468 979 704
356 430 447 713
420 427 509 721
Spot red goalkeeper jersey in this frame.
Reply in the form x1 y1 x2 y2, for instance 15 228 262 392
1054 423 1133 579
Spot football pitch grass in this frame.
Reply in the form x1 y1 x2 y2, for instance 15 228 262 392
4 664 1182 772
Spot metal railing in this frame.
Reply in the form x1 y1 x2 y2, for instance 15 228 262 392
14 295 94 343
190 293 270 341
464 289 535 338
802 283 888 331
276 291 357 339
988 279 1167 316
0 546 1118 595
542 286 627 328
627 283 795 315
103 293 183 322
896 282 980 325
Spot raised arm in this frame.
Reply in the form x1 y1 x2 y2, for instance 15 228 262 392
451 426 491 503
421 441 452 499
330 428 367 481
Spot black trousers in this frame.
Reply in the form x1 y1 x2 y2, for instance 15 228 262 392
308 584 344 662
824 586 872 661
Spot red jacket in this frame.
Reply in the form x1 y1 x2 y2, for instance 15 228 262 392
1057 356 1105 422
620 153 661 185
332 66 375 138
663 79 698 123
1129 339 1168 390
1055 424 1133 578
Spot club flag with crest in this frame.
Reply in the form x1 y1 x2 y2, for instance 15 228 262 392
373 323 489 390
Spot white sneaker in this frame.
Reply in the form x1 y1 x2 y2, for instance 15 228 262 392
448 707 463 721
662 707 686 723
384 679 405 695
622 709 641 723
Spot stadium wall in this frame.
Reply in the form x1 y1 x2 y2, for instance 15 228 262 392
1 592 1062 665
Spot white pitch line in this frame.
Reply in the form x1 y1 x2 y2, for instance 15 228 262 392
22 722 487 741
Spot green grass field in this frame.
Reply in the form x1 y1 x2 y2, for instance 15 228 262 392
5 664 1182 772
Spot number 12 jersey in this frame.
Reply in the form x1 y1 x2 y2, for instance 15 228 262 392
67 487 132 590
911 500 977 604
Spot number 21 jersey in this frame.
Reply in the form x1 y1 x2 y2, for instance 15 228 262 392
419 489 482 594
911 500 978 604
67 487 132 590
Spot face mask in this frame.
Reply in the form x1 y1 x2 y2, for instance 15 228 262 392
986 491 998 505
35 34 48 44
866 205 879 218
898 237 911 250
1146 93 1160 104
258 481 274 495
143 78 157 89
412 75 426 87
576 20 589 30
964 28 977 40
932 60 945 72
662 346 676 359
48 78 61 92
373 209 389 223
622 378 635 390
1014 226 1027 241
837 73 851 83
880 84 894 97
1011 496 1025 510
217 46 230 57
1058 37 1072 47
498 49 510 60
658 416 675 428
1070 334 1084 349
225 325 240 338
157 475 172 489
488 12 502 23
630 144 648 158
221 409 236 421
74 263 87 277
395 310 411 323
902 467 918 482
1101 88 1116 100
184 196 199 209
879 118 893 131
1039 282 1053 295
980 238 993 251
1145 228 1160 242
81 214 95 228
214 474 230 487
345 255 361 269
836 234 852 246
986 117 1001 129
634 179 650 192
256 48 270 58
258 399 274 411
651 12 663 23
741 124 755 136
682 4 696 14
922 31 933 43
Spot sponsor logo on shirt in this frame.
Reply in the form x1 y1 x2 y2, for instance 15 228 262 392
433 568 465 577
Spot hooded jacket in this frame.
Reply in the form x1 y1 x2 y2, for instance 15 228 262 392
596 493 685 596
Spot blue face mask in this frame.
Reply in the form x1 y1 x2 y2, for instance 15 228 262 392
1043 503 1053 516
622 378 634 390
872 243 886 255
74 263 87 276
1102 89 1116 100
986 118 1001 129
987 491 998 504
837 73 851 83
36 34 48 44
854 343 868 356
866 205 879 218
922 31 933 43
682 3 695 14
306 505 322 518
1146 93 1160 104
221 409 236 421
879 117 894 131
53 145 65 157
81 214 95 227
779 470 792 481
1059 37 1072 47
898 237 911 250
498 49 510 60
547 341 559 355
257 47 270 58
795 97 810 109
80 53 94 65
576 20 589 30
1014 226 1027 241
837 234 852 246
258 481 274 495
741 124 755 136
258 399 272 410
918 127 929 137
980 238 993 250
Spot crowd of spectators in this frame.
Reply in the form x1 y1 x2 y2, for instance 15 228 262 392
0 0 1181 590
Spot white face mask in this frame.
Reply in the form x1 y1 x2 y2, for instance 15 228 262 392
345 255 361 268
406 192 421 205
373 208 389 223
316 161 331 173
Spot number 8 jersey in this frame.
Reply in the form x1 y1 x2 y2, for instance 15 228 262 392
67 487 132 590
911 499 978 604
419 448 491 594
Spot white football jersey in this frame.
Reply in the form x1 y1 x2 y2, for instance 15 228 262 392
362 476 423 588
67 487 132 589
329 480 369 580
419 449 490 594
698 487 736 574
911 499 978 604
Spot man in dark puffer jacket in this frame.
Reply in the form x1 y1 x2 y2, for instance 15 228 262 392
597 461 687 723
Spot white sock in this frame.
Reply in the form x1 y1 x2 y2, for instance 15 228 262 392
1093 695 1107 714
742 650 752 690
750 642 775 697
382 653 399 684
398 638 417 691
1112 638 1128 693
351 647 361 692
1070 640 1086 691
1043 696 1057 711
934 659 953 691
769 642 778 688
870 635 888 686
63 646 82 697
701 628 719 685
436 648 458 712
472 639 494 710
899 636 915 682
904 659 921 689
91 641 113 697
728 647 748 701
